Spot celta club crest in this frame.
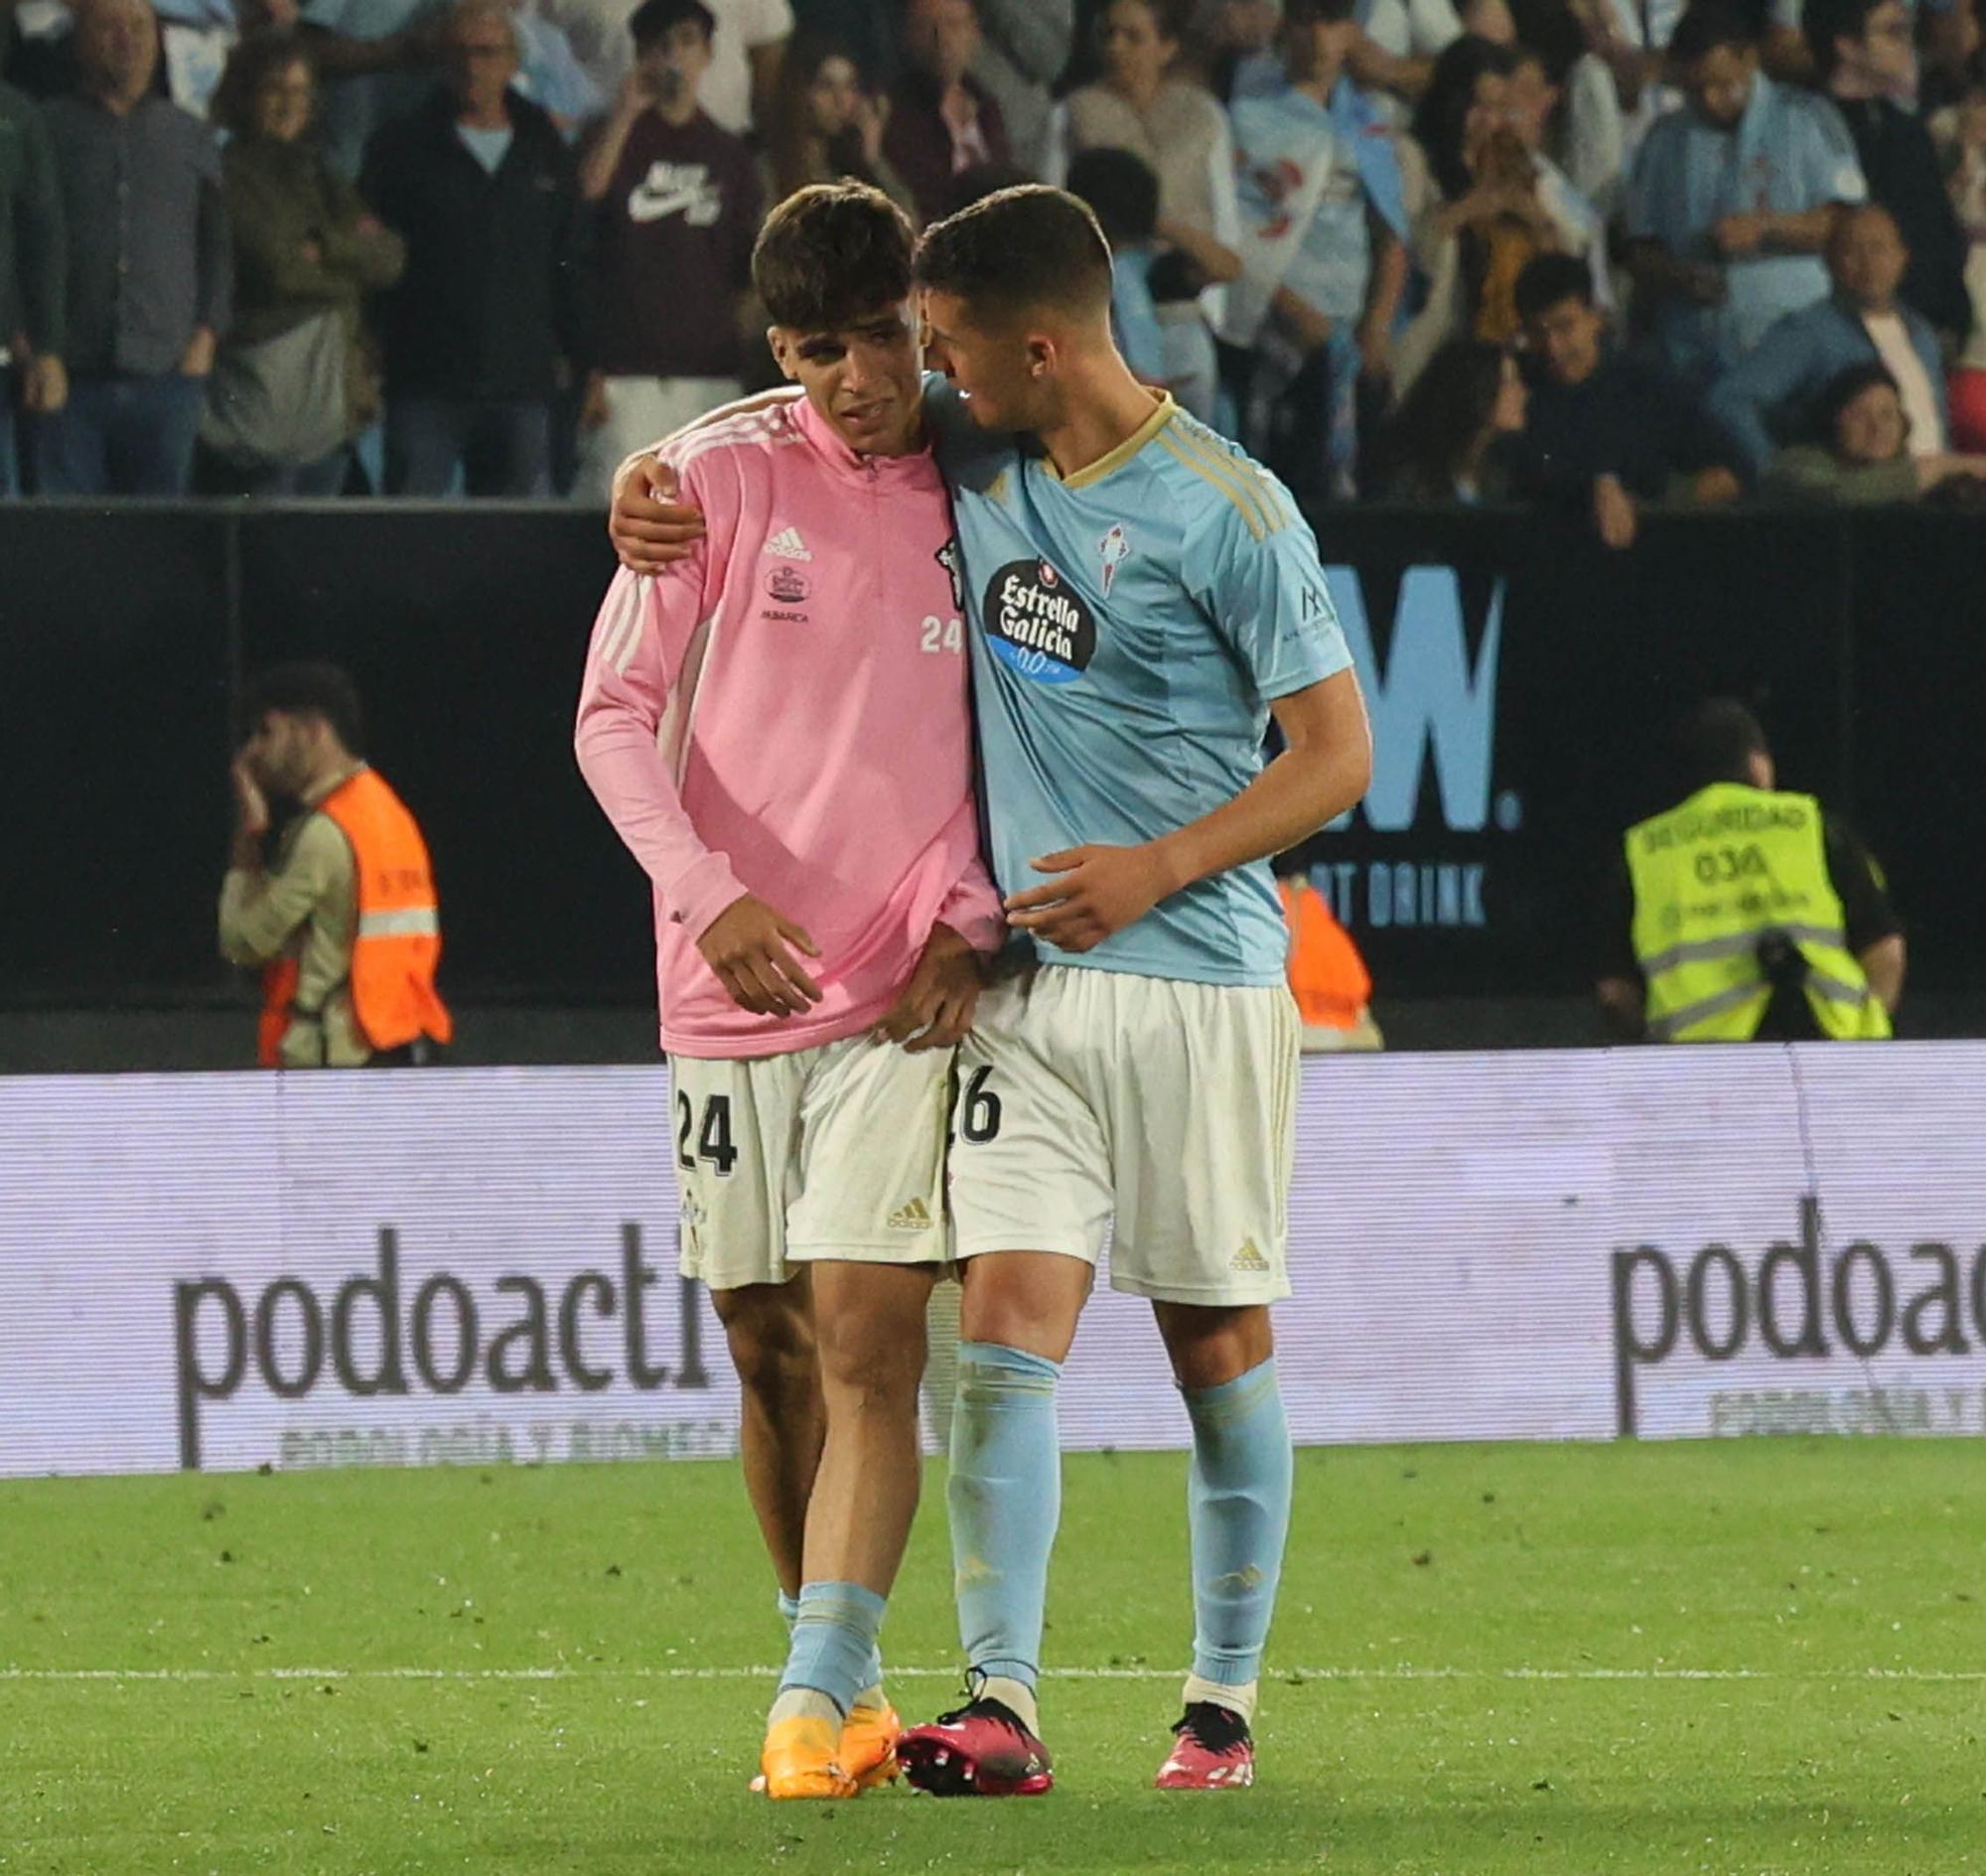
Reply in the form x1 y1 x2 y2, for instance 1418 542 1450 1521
935 536 964 610
1098 524 1131 597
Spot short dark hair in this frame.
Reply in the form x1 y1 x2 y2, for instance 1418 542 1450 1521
629 0 712 49
1802 0 1879 79
943 159 1038 216
1065 146 1160 248
914 184 1114 323
240 661 365 757
1514 251 1595 322
1675 698 1771 792
753 183 916 332
1668 0 1759 67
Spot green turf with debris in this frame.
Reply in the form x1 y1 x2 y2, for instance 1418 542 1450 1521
2 1439 1982 1874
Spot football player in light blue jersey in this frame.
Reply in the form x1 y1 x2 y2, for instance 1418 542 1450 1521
608 184 1370 1798
901 185 1368 1799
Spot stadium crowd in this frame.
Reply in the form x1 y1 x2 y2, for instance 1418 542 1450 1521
6 0 1986 521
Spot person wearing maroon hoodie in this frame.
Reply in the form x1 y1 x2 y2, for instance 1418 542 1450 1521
573 0 760 503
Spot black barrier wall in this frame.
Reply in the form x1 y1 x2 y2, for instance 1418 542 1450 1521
2 502 1980 1009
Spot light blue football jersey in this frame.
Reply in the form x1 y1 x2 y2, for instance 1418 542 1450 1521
927 383 1352 988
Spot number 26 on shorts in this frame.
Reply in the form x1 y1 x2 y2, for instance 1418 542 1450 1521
956 1065 1002 1144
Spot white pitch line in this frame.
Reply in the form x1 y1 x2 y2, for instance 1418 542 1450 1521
2 1665 1984 1685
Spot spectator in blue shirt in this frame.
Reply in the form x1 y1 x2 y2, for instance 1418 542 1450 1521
1624 0 1867 385
1709 200 1947 479
1223 0 1408 500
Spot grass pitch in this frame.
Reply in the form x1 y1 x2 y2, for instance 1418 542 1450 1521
2 1439 1982 1875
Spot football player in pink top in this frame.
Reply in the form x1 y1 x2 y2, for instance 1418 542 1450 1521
575 184 1003 1802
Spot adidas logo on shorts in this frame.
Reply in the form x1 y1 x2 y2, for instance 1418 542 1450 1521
765 526 812 561
888 1198 934 1232
1230 1237 1271 1273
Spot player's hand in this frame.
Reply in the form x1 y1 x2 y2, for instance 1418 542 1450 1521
1004 843 1180 952
872 923 982 1052
697 893 823 1017
610 452 706 575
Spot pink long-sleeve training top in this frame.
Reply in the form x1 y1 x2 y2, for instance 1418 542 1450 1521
576 392 1003 1060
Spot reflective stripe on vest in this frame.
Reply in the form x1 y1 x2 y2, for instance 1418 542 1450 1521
259 768 454 1065
357 907 442 939
1625 782 1890 1044
1278 877 1372 1029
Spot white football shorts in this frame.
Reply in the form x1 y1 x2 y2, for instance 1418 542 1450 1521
947 965 1300 1306
669 1032 953 1291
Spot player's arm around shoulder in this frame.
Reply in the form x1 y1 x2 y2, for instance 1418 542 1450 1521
608 388 803 574
578 448 726 719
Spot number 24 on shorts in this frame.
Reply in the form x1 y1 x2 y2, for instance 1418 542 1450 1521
676 1090 738 1176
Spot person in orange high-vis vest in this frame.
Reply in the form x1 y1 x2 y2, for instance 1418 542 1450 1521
219 661 453 1068
1276 866 1383 1053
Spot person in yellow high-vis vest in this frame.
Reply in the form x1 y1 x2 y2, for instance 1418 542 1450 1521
1597 699 1905 1043
219 661 453 1068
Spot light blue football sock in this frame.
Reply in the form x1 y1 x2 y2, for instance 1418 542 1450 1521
778 1580 887 1716
948 1341 1063 1696
1184 1358 1292 1692
779 1584 882 1699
